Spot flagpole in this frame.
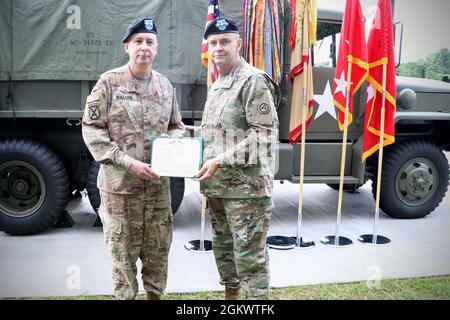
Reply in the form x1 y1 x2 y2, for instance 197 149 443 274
359 62 391 245
267 58 314 250
293 49 315 249
267 4 314 250
322 60 353 247
200 195 208 250
373 63 387 244
185 169 213 252
297 60 308 242
185 53 214 253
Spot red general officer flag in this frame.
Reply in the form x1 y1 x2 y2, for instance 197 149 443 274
333 0 368 131
362 0 396 161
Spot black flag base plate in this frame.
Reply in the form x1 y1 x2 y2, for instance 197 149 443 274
358 234 391 245
320 235 353 247
184 240 213 252
289 236 315 249
266 235 296 250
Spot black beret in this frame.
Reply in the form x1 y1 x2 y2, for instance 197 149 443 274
122 18 157 43
203 17 239 40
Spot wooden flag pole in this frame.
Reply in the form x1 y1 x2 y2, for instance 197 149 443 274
200 194 208 250
296 58 309 246
267 5 314 250
322 59 354 247
335 60 353 245
184 55 213 252
373 63 388 244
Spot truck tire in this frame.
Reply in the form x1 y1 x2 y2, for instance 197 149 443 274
85 161 185 214
372 139 449 219
0 139 70 235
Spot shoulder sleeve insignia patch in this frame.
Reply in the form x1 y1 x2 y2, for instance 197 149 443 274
88 105 100 120
258 103 270 114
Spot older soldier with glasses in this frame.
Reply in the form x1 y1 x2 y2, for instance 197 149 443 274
196 17 280 300
82 18 185 300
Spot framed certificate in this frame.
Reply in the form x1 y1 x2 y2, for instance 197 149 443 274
150 136 203 178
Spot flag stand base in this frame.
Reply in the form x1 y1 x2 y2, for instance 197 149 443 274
358 234 391 245
320 235 353 247
184 240 213 252
289 236 315 249
266 235 296 250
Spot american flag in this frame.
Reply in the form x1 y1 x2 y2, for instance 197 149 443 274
201 0 221 85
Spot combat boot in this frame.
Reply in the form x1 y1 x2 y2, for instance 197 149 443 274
146 292 161 300
225 287 240 300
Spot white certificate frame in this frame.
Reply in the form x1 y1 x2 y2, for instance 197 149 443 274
150 136 203 178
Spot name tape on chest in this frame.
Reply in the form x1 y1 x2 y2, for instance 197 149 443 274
114 95 134 101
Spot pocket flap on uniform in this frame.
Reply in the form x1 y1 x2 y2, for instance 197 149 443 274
110 219 122 235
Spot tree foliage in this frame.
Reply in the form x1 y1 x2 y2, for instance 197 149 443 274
396 48 450 81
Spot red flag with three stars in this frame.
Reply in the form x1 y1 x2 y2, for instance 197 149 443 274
333 0 368 131
362 0 396 161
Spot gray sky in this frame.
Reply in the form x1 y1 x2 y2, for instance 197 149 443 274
319 0 450 63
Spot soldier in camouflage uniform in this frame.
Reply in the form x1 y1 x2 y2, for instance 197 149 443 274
82 18 185 300
197 18 280 300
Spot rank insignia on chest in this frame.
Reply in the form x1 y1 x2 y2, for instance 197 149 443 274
88 105 100 120
150 92 165 105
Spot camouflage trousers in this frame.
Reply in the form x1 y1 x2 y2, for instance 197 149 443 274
207 196 272 300
98 189 173 300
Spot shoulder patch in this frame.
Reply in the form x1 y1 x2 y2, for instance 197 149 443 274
86 92 101 120
88 105 100 120
258 103 270 114
86 92 100 105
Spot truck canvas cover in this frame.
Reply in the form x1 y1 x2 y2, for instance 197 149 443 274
0 0 242 83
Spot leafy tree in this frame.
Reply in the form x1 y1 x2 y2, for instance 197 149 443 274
396 48 449 81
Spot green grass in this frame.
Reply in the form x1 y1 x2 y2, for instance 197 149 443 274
3 275 449 300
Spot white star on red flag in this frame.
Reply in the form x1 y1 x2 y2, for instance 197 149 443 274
334 71 348 97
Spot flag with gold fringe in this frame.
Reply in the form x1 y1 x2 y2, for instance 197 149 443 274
333 0 368 131
243 0 284 84
287 0 317 144
362 0 396 161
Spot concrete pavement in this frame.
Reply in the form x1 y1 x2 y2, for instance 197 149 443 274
0 179 449 298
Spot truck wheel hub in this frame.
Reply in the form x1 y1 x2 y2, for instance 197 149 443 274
12 179 29 195
396 158 437 205
0 161 46 217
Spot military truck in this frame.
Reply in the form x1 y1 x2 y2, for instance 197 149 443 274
1 0 449 235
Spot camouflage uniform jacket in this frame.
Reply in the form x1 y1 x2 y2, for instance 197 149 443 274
200 58 280 198
82 64 184 194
